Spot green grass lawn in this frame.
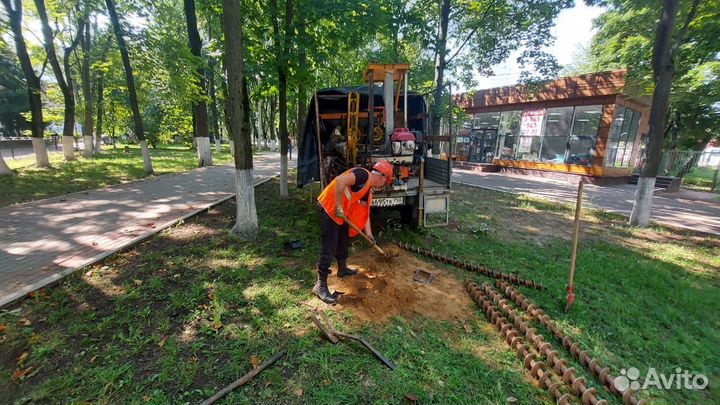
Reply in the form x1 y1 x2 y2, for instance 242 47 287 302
0 180 717 405
0 143 235 207
682 166 717 191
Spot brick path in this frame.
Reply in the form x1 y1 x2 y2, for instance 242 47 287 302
0 153 293 307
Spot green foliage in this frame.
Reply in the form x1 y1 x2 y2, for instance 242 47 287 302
0 37 30 136
587 0 720 149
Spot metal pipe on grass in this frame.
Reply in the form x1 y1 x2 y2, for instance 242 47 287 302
566 181 584 312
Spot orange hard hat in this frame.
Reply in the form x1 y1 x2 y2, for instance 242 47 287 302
372 161 393 185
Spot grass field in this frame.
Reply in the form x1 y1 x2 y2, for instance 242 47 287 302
0 144 235 207
0 179 717 405
682 166 717 191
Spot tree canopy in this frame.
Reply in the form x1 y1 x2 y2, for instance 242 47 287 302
584 0 719 150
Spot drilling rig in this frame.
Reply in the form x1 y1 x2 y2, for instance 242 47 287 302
297 63 453 227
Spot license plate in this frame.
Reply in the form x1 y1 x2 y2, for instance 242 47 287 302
372 197 404 207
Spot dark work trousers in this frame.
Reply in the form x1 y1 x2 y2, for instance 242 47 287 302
317 203 349 277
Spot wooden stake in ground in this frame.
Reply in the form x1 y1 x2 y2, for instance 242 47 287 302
565 181 584 313
199 349 287 405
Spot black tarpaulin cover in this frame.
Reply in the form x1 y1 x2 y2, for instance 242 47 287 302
296 86 425 187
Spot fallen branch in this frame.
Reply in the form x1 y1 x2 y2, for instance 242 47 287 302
199 349 287 405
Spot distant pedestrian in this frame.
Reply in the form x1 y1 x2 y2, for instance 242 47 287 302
288 138 293 160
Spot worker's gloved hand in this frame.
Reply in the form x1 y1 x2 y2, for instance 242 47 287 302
335 204 345 219
368 234 376 245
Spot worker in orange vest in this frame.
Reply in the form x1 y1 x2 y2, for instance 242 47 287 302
314 161 394 304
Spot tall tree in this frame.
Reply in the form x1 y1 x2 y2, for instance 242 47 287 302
0 38 29 139
184 0 212 166
0 43 16 173
224 0 258 236
430 0 450 141
629 0 702 226
270 0 293 197
207 29 222 153
80 16 94 157
94 34 112 154
427 0 572 138
106 0 154 174
35 0 84 162
587 0 718 152
1 0 50 168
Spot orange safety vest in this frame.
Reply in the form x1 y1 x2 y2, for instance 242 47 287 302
318 168 373 237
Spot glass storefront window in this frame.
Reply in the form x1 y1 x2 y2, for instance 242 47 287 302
540 136 568 162
540 107 573 162
544 107 574 137
567 105 602 166
606 106 641 167
496 110 521 159
474 112 501 129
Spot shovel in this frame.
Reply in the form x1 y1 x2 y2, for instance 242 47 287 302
343 216 395 259
310 309 396 370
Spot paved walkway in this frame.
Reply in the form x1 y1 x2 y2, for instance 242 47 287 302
453 168 720 236
0 153 294 307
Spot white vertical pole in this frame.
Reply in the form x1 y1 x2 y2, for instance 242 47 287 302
404 72 408 128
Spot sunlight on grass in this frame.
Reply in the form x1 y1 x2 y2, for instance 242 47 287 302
1 143 235 206
1 180 717 405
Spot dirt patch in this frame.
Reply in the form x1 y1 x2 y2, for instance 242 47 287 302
324 245 475 323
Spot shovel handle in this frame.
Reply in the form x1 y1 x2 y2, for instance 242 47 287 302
343 217 387 256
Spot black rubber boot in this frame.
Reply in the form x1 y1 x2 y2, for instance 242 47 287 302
337 259 358 277
312 274 337 304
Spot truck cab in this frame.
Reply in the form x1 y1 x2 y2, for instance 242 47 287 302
296 63 452 227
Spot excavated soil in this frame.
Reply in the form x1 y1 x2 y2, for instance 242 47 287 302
325 245 476 323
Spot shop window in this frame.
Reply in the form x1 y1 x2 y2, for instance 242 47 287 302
473 112 501 130
516 109 545 161
544 107 574 136
540 136 568 162
606 106 641 167
540 107 573 162
496 110 521 159
568 105 602 166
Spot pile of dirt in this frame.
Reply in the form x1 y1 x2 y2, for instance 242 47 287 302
325 245 475 323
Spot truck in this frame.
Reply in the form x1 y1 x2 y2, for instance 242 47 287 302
296 63 452 227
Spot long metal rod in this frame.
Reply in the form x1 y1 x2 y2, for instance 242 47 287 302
314 89 325 186
404 72 408 127
566 181 584 312
396 241 544 289
473 282 610 405
447 82 453 189
366 70 374 164
496 281 645 405
465 281 574 405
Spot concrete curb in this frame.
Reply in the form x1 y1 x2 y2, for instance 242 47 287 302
0 175 275 309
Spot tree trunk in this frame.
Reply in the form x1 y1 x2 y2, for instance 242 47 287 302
36 0 83 162
184 0 212 167
430 0 451 147
272 0 293 198
0 151 11 175
81 20 94 158
629 0 679 226
2 0 49 168
106 0 153 174
223 0 258 237
95 38 110 154
207 40 222 153
266 96 277 143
